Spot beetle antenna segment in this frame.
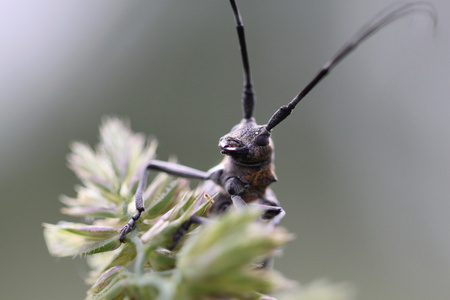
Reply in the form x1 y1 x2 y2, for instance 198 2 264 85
265 2 437 131
229 0 256 119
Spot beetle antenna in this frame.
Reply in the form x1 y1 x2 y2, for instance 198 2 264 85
229 0 256 119
266 2 437 131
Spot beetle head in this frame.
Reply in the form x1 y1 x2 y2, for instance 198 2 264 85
219 118 273 164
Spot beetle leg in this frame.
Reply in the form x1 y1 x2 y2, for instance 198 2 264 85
119 159 210 243
167 216 209 250
231 194 247 209
225 177 285 227
251 204 286 229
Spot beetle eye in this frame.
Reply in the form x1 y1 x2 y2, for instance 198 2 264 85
255 134 269 146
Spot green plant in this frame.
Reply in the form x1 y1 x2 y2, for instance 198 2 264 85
43 118 298 300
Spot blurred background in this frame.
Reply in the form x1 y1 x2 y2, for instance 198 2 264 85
1 0 449 299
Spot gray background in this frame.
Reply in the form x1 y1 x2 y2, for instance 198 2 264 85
1 0 449 299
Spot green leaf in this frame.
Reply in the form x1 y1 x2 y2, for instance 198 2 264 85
87 266 128 300
43 222 120 257
104 242 137 270
145 180 182 219
176 207 294 298
148 248 176 271
44 117 298 300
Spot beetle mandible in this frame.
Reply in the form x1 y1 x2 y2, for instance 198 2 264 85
119 0 436 244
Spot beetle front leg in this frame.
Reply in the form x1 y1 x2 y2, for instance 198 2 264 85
119 210 144 242
231 195 247 209
119 159 210 243
226 177 286 228
254 204 285 229
233 197 286 229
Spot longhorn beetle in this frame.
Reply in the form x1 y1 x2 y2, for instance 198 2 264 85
119 1 436 244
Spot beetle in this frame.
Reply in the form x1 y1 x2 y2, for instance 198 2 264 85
119 0 436 244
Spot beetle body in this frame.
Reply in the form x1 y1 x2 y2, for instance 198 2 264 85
206 117 278 214
119 0 436 245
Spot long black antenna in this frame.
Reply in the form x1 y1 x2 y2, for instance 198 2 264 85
229 0 256 119
266 2 437 131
